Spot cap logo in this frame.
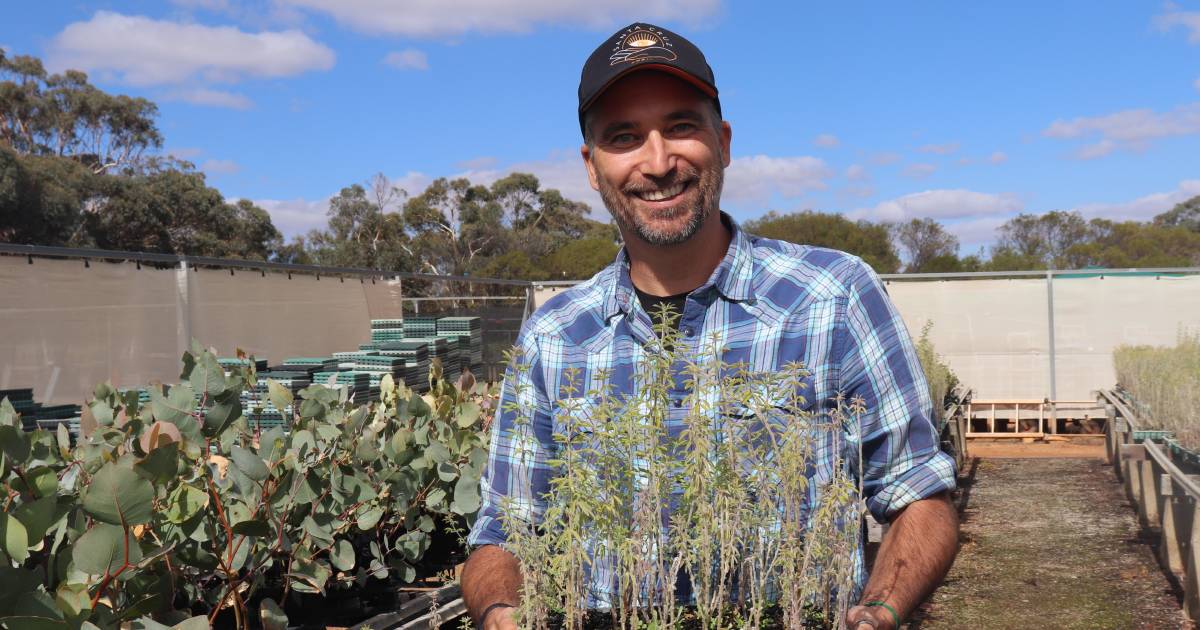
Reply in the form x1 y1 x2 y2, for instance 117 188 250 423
610 26 676 66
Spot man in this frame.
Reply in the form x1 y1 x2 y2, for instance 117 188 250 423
462 23 958 630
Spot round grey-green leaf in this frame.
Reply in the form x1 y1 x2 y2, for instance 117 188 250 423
455 401 481 428
452 474 482 515
260 598 288 630
73 523 142 575
330 539 355 571
231 445 270 482
82 460 155 526
356 507 384 530
436 461 458 482
165 484 208 524
424 442 451 464
231 519 271 537
0 513 29 564
424 487 446 509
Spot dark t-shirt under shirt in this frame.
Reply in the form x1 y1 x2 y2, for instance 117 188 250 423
634 286 689 334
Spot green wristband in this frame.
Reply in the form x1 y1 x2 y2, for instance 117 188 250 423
864 601 900 628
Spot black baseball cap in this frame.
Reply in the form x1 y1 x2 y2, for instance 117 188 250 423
577 22 720 137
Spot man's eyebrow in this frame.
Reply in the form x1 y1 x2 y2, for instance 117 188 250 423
664 109 706 123
599 121 636 139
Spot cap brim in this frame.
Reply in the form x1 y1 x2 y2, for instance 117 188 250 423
579 63 718 114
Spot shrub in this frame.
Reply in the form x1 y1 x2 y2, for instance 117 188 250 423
1114 330 1200 448
0 343 492 629
913 323 962 427
501 310 864 629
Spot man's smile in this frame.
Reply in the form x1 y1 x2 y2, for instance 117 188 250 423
632 180 690 203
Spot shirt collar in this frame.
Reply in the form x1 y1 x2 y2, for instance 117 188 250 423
603 211 756 320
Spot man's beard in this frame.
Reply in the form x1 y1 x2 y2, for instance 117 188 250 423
596 161 724 246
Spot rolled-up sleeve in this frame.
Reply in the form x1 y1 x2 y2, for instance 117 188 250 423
467 329 557 547
837 262 957 523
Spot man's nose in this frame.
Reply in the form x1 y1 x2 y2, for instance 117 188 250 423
639 130 674 178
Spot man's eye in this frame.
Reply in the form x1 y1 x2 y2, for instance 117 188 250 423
669 122 697 135
609 133 637 146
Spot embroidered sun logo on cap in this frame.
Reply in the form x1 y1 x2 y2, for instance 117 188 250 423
610 26 677 66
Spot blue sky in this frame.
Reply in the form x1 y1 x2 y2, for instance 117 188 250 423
4 1 1200 253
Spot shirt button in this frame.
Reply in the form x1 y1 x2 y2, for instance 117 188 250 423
673 398 683 408
682 327 695 338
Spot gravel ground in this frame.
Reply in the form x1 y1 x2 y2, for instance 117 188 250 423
909 457 1193 629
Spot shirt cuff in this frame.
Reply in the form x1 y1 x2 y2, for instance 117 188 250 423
466 513 508 547
866 450 957 523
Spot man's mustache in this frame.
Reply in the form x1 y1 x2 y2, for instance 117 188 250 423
621 166 701 194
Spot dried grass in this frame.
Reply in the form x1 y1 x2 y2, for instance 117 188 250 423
1113 330 1200 448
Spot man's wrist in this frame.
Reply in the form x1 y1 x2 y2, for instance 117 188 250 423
862 600 900 629
479 602 515 629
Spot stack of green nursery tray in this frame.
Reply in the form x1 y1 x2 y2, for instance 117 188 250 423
1132 429 1173 443
438 336 463 383
332 350 373 369
378 341 430 391
275 358 327 378
31 399 83 440
244 403 289 430
312 371 372 403
2 388 38 429
405 337 453 383
1166 438 1200 471
437 316 484 367
402 316 438 337
353 356 407 392
370 318 406 342
218 357 269 372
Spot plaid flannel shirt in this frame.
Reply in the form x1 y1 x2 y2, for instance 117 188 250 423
467 212 957 604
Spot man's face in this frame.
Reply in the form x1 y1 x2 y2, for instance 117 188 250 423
581 71 732 246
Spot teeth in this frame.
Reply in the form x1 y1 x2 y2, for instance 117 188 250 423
638 183 684 201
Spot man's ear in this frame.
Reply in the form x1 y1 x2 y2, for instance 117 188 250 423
720 120 732 168
581 143 600 191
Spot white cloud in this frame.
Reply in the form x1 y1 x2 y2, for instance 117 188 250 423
1043 102 1200 156
457 149 605 217
383 49 429 71
171 0 232 9
456 156 498 170
1074 179 1200 221
201 158 240 174
163 87 254 109
852 189 1024 223
902 163 937 179
48 11 334 86
1074 140 1116 160
988 151 1008 165
722 155 833 205
839 164 874 199
870 152 901 166
281 0 721 36
943 216 1010 251
255 197 332 237
917 142 959 155
813 133 840 148
1155 3 1200 44
165 147 204 160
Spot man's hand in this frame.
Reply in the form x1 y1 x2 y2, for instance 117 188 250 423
462 545 522 629
481 604 518 630
845 604 895 629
